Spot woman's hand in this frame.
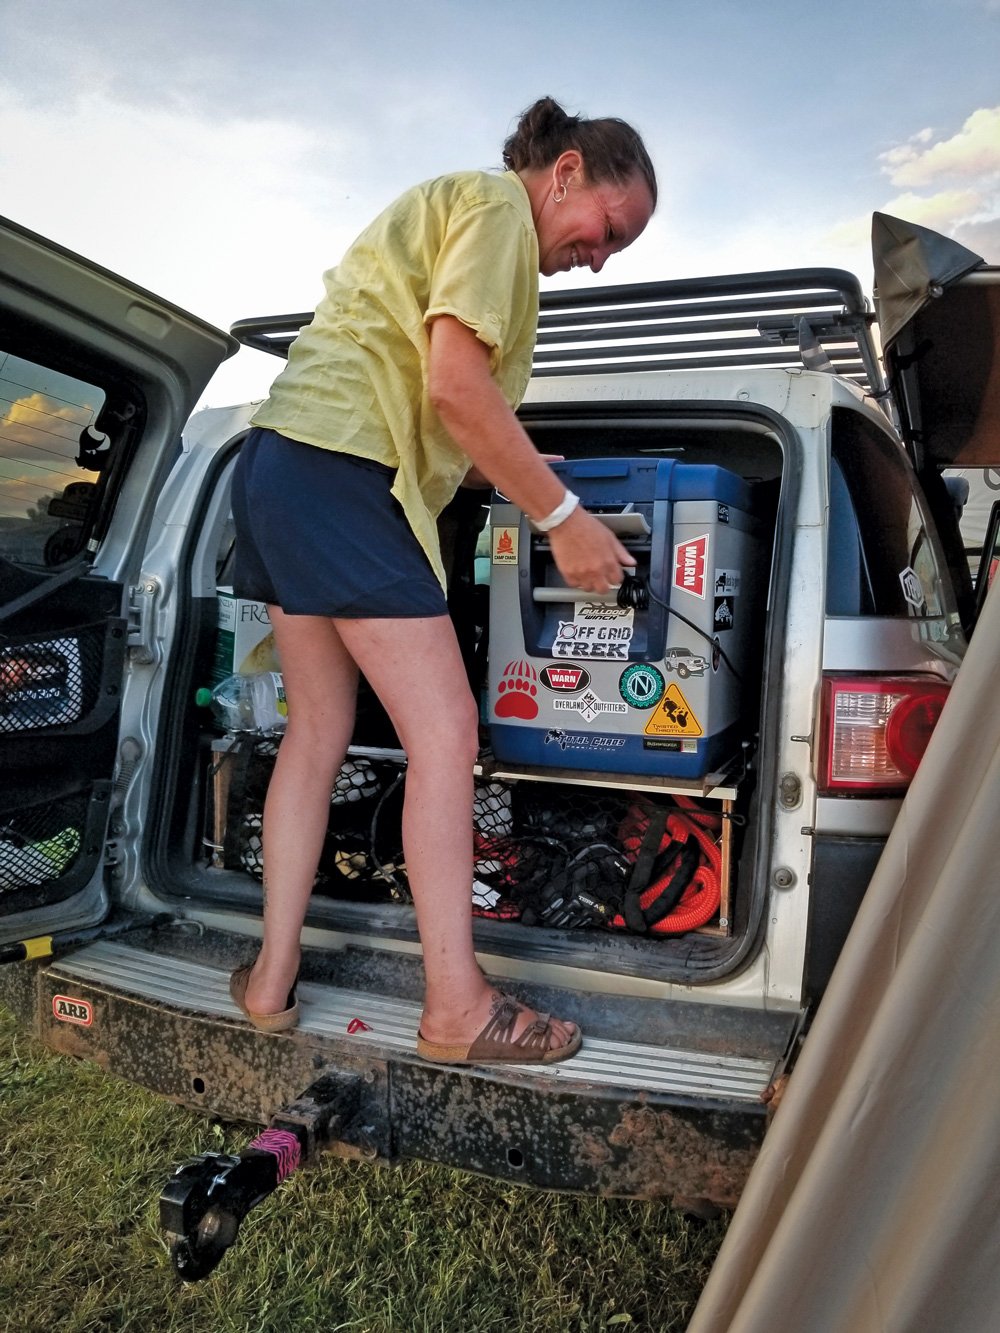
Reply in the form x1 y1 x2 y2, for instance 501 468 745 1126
547 506 635 593
428 316 632 593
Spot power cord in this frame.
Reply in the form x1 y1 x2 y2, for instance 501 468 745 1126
616 570 742 681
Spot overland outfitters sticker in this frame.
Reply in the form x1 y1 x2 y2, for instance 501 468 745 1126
552 689 628 723
491 526 518 564
619 663 665 708
553 603 634 659
52 994 93 1026
673 535 709 599
643 682 704 737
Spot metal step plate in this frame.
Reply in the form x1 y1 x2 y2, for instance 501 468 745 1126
52 940 775 1102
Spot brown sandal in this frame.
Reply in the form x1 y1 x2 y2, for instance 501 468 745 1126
229 963 299 1033
416 995 582 1066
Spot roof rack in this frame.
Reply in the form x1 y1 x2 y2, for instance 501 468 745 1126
230 267 885 395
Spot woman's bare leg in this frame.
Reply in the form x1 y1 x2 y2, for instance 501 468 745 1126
335 614 577 1052
242 607 358 1015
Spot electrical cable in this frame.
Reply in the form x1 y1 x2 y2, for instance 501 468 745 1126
615 570 742 680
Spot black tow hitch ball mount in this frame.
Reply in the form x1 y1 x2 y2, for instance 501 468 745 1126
160 1073 366 1281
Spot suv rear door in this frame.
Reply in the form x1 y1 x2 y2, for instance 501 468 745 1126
872 212 1000 625
0 215 236 950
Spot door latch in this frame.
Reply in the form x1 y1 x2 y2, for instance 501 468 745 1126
126 578 163 665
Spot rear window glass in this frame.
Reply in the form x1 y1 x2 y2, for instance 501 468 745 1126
0 349 107 567
828 409 950 620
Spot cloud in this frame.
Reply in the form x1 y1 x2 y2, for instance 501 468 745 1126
2 392 90 440
823 106 1000 276
879 107 1000 189
0 85 382 406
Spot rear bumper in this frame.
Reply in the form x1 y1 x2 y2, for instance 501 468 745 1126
0 932 777 1208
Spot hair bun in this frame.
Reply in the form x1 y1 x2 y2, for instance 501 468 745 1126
501 97 656 207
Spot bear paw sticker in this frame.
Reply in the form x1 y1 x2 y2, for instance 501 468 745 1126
495 660 539 719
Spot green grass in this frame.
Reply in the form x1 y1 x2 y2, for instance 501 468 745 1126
0 1006 725 1332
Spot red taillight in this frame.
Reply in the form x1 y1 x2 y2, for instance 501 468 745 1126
819 676 950 794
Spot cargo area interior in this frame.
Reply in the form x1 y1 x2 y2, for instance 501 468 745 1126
157 408 784 985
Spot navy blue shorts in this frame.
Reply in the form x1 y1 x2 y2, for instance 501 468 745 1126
231 427 448 618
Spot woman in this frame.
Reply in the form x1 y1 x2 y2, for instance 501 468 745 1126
229 96 657 1064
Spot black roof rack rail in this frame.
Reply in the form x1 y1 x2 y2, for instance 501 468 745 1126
229 312 314 357
230 267 885 395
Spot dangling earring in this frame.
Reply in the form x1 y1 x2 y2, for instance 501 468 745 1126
553 184 567 204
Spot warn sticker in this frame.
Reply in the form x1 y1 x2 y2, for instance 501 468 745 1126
539 664 590 692
52 994 93 1027
673 535 709 599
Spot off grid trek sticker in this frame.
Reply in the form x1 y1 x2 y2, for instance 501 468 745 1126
553 603 634 659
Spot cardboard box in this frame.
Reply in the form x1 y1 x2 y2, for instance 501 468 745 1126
212 587 281 684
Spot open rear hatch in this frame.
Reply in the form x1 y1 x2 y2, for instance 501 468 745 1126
873 213 1000 620
873 211 1000 471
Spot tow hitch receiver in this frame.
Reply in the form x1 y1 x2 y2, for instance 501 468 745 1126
160 1072 364 1281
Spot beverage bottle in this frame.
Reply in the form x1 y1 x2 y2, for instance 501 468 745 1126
195 672 288 733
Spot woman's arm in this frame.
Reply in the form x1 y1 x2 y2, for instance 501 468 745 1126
428 314 634 594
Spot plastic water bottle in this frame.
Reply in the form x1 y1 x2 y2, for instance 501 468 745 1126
196 672 288 733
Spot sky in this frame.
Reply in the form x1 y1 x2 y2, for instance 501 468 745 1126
2 0 999 409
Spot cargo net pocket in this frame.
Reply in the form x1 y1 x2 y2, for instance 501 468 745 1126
0 627 101 734
0 792 87 907
472 780 723 935
222 739 404 903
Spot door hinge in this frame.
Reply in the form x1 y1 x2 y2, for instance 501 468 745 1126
127 578 164 665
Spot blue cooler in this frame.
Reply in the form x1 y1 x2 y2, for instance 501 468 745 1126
487 457 763 780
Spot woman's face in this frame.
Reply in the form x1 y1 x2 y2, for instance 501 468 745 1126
534 168 654 278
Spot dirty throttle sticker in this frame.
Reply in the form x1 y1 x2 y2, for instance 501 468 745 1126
642 683 704 738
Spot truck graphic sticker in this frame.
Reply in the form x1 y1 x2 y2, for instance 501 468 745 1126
673 535 709 599
642 683 704 737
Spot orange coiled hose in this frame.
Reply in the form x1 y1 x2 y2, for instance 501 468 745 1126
612 795 723 934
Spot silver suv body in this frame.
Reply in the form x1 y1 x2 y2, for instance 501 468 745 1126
1 212 997 1221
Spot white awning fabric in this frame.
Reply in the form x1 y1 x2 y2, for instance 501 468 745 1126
689 583 1000 1333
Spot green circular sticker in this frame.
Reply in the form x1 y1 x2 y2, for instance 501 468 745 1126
618 663 665 709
